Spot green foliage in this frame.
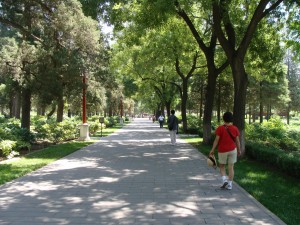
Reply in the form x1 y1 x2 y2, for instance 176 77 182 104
106 116 119 128
0 113 123 160
0 118 35 143
246 141 300 178
0 141 93 185
246 117 300 152
31 116 51 139
0 140 18 158
88 121 100 135
186 115 201 135
32 116 80 143
183 136 300 225
51 120 78 143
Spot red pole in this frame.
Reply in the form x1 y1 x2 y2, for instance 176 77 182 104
82 73 87 124
120 96 123 118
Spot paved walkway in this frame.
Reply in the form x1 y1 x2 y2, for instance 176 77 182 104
0 118 285 225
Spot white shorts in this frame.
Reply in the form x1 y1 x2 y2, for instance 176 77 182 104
218 148 237 164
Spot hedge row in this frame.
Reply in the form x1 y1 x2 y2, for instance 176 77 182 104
246 141 300 178
0 115 124 159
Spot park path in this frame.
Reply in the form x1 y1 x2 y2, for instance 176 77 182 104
0 118 285 225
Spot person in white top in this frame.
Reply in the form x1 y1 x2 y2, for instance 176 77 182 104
158 114 164 128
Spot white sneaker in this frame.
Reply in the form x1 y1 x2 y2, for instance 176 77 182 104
226 184 232 190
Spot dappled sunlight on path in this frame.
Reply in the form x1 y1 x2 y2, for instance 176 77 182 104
0 118 285 225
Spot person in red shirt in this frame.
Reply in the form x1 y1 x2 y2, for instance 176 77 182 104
209 112 241 190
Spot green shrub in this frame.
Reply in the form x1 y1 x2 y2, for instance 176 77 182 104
15 140 31 152
32 116 79 143
89 121 100 135
32 116 49 139
185 115 201 135
106 116 117 128
88 115 101 122
246 141 300 178
50 120 77 143
13 128 35 143
0 140 19 159
0 118 35 143
246 117 300 152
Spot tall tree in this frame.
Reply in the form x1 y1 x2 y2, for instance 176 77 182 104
285 50 300 123
79 0 229 142
212 0 288 154
0 0 108 125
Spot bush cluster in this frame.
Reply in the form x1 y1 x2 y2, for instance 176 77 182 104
186 115 201 135
246 117 300 152
105 116 120 128
33 116 79 142
0 115 121 159
246 116 300 178
0 117 32 158
246 141 300 178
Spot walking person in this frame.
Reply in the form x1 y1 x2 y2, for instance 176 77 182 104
209 112 241 190
158 114 164 128
152 115 156 123
167 110 178 145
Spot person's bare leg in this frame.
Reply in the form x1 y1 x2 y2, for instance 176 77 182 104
219 164 226 177
220 164 229 188
228 163 234 181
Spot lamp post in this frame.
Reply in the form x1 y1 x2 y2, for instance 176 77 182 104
78 71 90 141
82 73 87 124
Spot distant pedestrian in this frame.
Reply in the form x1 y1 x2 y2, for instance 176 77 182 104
209 112 241 190
152 115 156 123
167 110 178 145
158 114 164 128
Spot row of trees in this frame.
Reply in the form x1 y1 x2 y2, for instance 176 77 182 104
1 1 300 156
0 0 132 132
92 0 300 155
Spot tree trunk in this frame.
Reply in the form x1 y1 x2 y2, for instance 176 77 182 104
68 109 72 118
181 78 188 133
287 105 290 125
202 71 218 144
47 104 56 118
108 103 112 117
217 79 221 123
160 104 164 116
232 62 248 156
10 90 21 119
252 109 256 123
37 103 46 116
174 4 227 143
199 82 204 119
248 105 251 124
56 97 64 122
166 101 171 117
259 82 263 123
21 88 31 130
268 104 272 120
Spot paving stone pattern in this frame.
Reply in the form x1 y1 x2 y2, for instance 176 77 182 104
0 118 286 225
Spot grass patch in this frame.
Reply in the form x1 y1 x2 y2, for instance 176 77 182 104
181 136 300 225
0 141 93 185
92 124 124 137
235 159 300 225
0 123 125 185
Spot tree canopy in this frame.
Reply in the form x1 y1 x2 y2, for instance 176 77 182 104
0 0 299 153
